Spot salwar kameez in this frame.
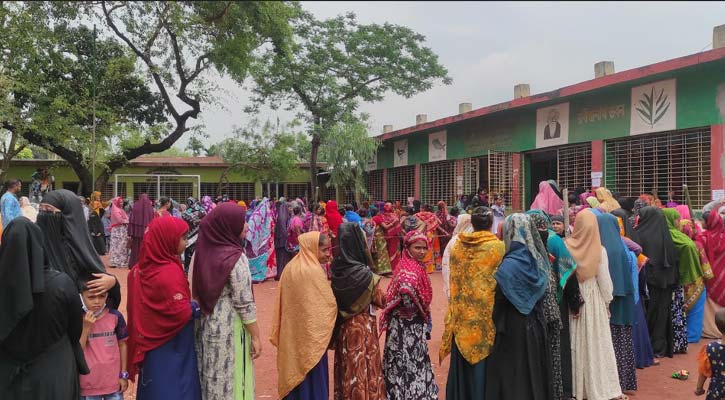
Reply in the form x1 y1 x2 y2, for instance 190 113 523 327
447 339 486 400
633 300 656 369
570 249 622 400
646 286 674 357
108 224 130 268
672 285 688 354
196 257 257 400
372 225 393 275
284 353 329 400
687 287 707 343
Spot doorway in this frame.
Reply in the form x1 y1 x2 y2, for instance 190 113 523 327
527 149 558 208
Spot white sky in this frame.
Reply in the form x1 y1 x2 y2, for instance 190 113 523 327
185 1 725 148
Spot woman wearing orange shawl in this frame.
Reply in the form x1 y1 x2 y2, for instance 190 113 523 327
270 232 337 399
417 204 444 273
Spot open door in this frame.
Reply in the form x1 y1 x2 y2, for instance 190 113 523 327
526 150 558 208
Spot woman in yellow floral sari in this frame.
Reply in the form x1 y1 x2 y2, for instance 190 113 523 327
440 207 504 399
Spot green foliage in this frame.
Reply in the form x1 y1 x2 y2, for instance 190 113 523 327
319 114 380 193
185 136 207 156
245 9 451 189
207 120 305 182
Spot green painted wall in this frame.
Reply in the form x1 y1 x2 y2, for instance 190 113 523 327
677 62 725 128
568 86 630 143
377 142 394 169
407 132 428 165
447 109 537 158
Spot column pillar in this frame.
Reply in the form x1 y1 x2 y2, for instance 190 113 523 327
414 164 421 200
711 124 725 196
382 169 389 201
591 140 604 188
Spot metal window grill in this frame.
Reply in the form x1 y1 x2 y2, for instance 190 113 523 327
558 143 592 192
101 182 126 201
365 170 384 202
387 165 415 204
113 174 200 202
488 151 514 204
461 158 479 198
421 160 456 206
200 182 256 203
285 183 309 200
605 127 711 210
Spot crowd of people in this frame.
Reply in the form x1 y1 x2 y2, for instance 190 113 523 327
1 176 725 400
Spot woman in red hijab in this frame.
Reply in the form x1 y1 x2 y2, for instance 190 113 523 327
325 200 344 257
127 217 202 399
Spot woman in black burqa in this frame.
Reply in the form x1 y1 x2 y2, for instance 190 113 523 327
37 189 121 308
0 217 89 399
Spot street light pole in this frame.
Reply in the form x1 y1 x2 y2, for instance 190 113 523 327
91 24 97 194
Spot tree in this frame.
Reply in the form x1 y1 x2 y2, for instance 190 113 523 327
319 114 379 203
207 120 305 195
1 1 297 195
247 11 451 191
185 136 207 156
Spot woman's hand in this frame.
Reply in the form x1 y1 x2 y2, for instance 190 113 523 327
251 335 263 360
88 273 116 296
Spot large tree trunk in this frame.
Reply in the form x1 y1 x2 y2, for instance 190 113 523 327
309 117 322 200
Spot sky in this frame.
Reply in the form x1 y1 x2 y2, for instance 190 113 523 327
186 1 725 149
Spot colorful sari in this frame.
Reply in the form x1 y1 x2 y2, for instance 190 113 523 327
372 206 401 275
696 209 725 339
245 198 274 282
416 211 441 273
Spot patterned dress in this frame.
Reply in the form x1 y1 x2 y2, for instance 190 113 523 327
698 341 725 400
195 256 257 400
672 285 689 354
334 284 386 400
383 301 438 400
108 224 130 268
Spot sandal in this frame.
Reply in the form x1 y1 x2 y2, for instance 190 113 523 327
671 369 689 380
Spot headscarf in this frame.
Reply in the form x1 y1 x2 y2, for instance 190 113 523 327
527 209 577 291
530 180 564 216
274 199 291 248
270 231 337 399
595 213 635 299
611 208 633 238
193 203 246 315
90 191 103 215
245 198 272 257
380 231 433 332
416 209 440 233
0 218 47 341
496 214 549 315
331 223 379 317
37 190 112 291
19 196 38 223
698 209 725 306
586 196 600 208
343 209 363 228
565 209 603 282
182 197 206 239
126 216 190 380
110 196 128 226
453 213 473 235
595 187 621 213
662 208 704 285
436 201 448 222
128 194 155 239
325 200 343 236
373 203 402 236
201 196 215 213
631 206 678 289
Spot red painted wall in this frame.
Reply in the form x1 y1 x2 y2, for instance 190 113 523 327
414 164 421 200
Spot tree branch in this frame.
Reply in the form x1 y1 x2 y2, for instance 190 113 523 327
143 3 170 57
338 76 381 102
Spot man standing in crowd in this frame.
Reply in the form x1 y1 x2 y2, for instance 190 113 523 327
1 179 22 228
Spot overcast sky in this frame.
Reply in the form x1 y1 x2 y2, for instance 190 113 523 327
186 1 725 148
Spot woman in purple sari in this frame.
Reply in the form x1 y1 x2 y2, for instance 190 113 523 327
128 193 155 267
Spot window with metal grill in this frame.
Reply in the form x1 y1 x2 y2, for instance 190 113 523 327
365 170 384 202
387 165 415 204
488 152 514 201
421 160 455 206
558 143 592 192
285 183 309 200
133 181 158 201
200 182 256 203
102 182 127 201
461 158 479 198
605 127 711 209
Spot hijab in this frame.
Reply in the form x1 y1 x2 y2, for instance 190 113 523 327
530 180 564 216
662 208 703 285
201 196 215 213
193 203 246 315
325 200 343 236
495 214 549 315
128 194 155 239
37 189 110 287
331 223 379 317
698 209 725 306
380 231 433 332
596 213 635 297
453 214 473 235
275 200 291 248
270 232 337 399
595 187 621 213
565 209 603 282
611 208 633 238
126 216 190 380
109 197 128 226
245 198 272 257
0 218 48 341
631 206 678 289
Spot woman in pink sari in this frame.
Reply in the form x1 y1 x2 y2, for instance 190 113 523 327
697 202 725 338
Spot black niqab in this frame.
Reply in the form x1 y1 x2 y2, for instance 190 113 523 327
38 189 120 307
0 218 47 341
331 222 375 313
631 206 678 288
611 208 633 238
274 200 290 248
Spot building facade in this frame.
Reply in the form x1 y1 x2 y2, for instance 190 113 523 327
368 45 725 212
